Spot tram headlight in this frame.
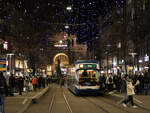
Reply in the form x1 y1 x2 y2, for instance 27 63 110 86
79 64 83 68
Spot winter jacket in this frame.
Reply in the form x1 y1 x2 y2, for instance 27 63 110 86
32 77 37 85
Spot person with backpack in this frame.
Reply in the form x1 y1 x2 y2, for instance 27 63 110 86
0 72 7 113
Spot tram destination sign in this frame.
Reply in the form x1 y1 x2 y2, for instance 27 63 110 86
79 64 97 68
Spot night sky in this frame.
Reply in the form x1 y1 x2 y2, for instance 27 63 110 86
0 0 124 43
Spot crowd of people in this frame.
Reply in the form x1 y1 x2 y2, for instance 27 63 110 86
1 73 51 96
0 72 52 113
99 72 150 108
99 72 150 95
1 71 150 112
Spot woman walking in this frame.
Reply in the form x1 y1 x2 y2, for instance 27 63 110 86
122 74 137 108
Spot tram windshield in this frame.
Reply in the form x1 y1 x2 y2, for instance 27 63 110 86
76 69 100 86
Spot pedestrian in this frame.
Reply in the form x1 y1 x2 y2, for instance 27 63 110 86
116 74 122 92
14 76 18 93
60 77 64 88
132 74 140 94
24 78 29 94
101 74 106 90
38 75 42 89
32 76 37 91
18 76 24 95
42 77 46 88
8 74 15 96
113 74 118 90
117 74 127 105
0 72 7 113
122 74 137 108
106 74 113 91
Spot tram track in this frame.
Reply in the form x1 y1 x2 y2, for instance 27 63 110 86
63 90 111 113
48 86 73 113
63 88 108 113
92 97 131 113
82 96 133 113
48 93 56 113
67 91 130 113
82 97 110 113
24 84 150 113
24 84 73 113
24 85 55 113
63 92 73 113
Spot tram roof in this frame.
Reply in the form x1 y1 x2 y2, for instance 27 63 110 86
75 60 99 64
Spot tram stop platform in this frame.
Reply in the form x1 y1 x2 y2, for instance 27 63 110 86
4 87 49 113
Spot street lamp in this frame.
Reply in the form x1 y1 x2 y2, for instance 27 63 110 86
66 6 72 11
59 40 63 44
65 25 69 29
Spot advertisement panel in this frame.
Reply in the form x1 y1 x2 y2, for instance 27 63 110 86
0 58 6 71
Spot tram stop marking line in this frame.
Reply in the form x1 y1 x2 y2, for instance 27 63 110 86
112 93 143 104
22 98 28 104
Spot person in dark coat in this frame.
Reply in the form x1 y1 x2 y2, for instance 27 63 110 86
116 74 122 92
38 76 42 89
9 74 15 95
99 74 106 89
42 77 46 88
18 76 24 95
117 74 127 105
0 72 7 113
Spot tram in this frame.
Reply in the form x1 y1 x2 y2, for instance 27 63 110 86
67 60 101 95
